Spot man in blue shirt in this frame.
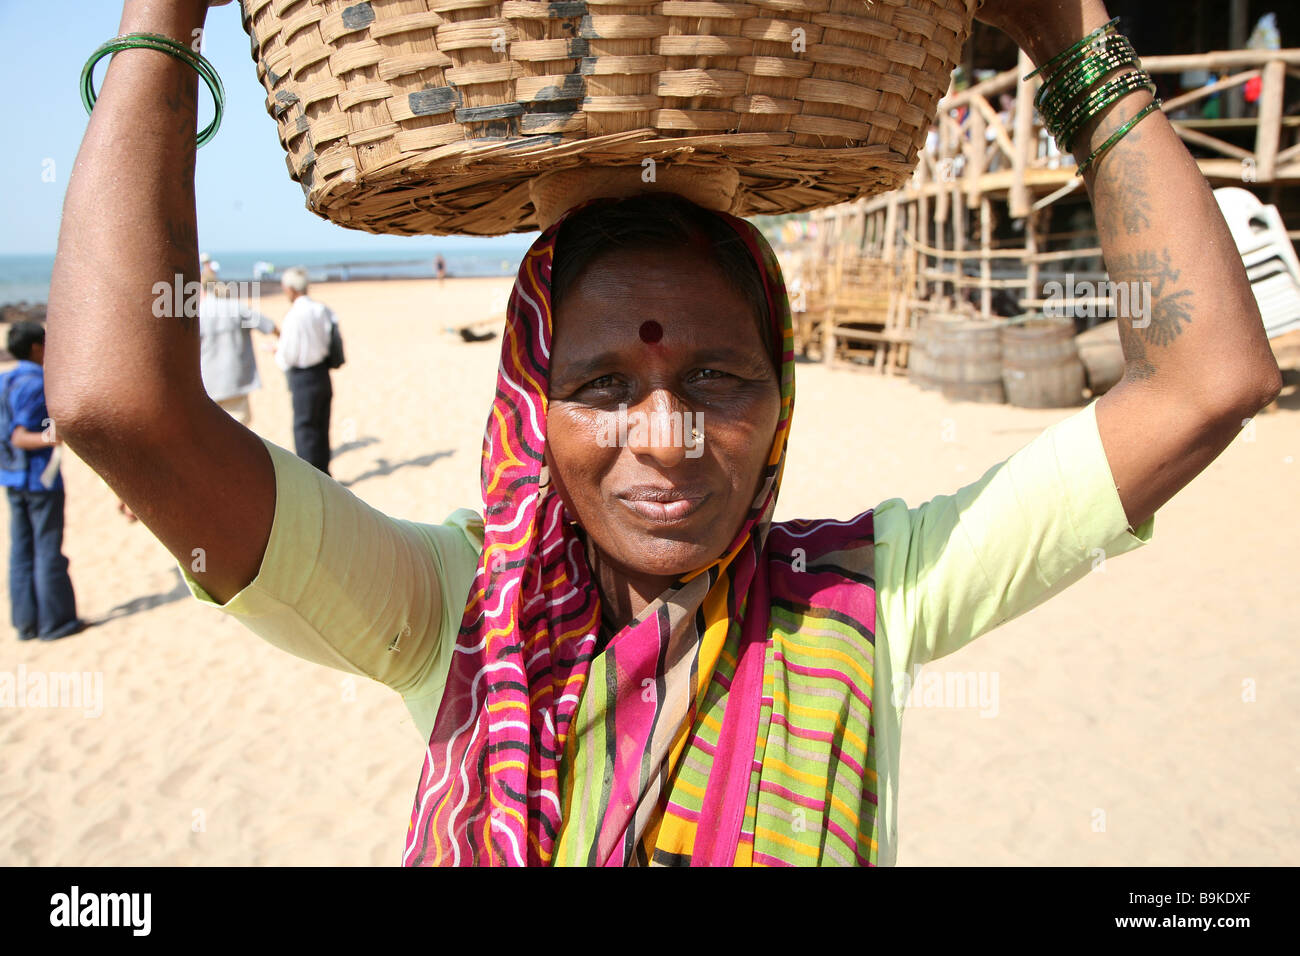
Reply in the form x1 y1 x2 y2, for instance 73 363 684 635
2 322 82 641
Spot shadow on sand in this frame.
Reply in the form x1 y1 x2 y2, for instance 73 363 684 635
339 450 456 488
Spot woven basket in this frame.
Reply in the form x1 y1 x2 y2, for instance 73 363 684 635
237 0 978 236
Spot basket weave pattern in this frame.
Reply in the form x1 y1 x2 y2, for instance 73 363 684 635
240 0 977 235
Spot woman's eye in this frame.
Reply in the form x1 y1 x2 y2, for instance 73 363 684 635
585 374 618 390
693 368 729 381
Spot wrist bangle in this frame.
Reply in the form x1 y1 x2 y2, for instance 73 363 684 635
1036 34 1137 119
1025 17 1121 82
1055 70 1155 152
80 32 225 148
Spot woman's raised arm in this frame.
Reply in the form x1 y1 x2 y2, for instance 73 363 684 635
980 0 1283 529
45 0 273 604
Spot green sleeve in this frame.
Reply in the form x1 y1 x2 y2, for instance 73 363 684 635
874 399 1154 675
176 436 483 739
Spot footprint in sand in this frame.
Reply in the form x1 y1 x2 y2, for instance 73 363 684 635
78 805 133 848
68 722 104 757
71 775 120 810
157 762 199 801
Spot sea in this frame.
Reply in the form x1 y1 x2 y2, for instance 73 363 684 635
0 242 537 307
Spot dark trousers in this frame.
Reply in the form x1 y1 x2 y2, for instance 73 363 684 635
7 487 78 638
288 362 332 475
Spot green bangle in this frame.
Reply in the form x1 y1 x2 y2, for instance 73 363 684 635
1056 70 1155 152
1025 17 1121 82
1037 31 1134 108
80 32 225 148
1036 35 1137 119
1038 48 1138 133
1077 99 1162 177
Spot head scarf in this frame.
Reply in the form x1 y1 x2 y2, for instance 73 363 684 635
403 198 880 866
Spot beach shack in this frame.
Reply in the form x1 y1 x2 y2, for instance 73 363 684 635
787 0 1300 402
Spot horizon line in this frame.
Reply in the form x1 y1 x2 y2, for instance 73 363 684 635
0 244 539 259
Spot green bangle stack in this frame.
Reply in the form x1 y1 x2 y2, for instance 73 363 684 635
1035 34 1138 124
80 32 225 148
1026 17 1162 177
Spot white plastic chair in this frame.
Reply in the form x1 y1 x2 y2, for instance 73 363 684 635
1214 187 1300 338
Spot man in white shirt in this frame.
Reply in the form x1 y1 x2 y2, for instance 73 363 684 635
276 268 336 475
198 263 278 426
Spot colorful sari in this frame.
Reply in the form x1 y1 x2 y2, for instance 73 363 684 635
403 200 880 866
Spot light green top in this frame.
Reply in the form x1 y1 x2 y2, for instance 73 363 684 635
179 398 1153 865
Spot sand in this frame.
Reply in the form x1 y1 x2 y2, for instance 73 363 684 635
1 276 1296 866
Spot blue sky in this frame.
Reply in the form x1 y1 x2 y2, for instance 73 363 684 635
0 0 537 255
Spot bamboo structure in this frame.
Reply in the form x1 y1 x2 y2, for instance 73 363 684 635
790 47 1300 371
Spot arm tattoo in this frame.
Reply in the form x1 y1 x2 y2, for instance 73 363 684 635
1091 109 1153 241
1107 248 1195 352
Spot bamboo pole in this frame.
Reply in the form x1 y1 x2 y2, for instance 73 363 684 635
882 191 899 265
1257 59 1287 182
1141 50 1300 70
1172 125 1257 161
1010 49 1036 219
935 112 951 225
893 200 918 372
917 178 930 302
1025 206 1040 310
823 242 840 367
980 197 993 319
966 106 988 201
904 231 1102 264
953 180 967 309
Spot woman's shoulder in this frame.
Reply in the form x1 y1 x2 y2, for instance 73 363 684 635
769 511 877 557
766 511 878 607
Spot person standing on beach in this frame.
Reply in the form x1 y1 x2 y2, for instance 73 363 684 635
1 322 83 642
435 254 447 286
275 267 335 475
198 261 278 427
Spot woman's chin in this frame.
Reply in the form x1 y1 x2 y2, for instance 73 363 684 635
604 537 723 584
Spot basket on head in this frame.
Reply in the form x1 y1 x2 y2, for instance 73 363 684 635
237 0 979 236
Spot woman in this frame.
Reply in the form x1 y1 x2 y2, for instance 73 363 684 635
47 0 1281 865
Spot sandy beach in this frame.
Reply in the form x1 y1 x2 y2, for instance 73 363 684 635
1 276 1296 866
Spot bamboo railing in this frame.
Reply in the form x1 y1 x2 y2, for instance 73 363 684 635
794 47 1300 370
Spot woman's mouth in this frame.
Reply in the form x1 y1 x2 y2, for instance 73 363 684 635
616 487 710 523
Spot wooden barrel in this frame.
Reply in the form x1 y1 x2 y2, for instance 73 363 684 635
929 317 1007 404
908 316 938 390
1001 318 1086 408
1075 320 1126 396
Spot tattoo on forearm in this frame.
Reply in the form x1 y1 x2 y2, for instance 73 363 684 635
1091 107 1152 241
1107 248 1195 357
1085 97 1198 383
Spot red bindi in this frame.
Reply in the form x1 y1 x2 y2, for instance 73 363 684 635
639 320 663 344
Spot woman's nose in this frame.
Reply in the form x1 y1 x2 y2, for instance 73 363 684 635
624 389 688 467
